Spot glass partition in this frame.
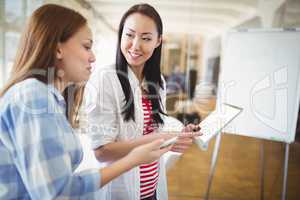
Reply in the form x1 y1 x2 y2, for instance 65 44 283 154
0 0 43 88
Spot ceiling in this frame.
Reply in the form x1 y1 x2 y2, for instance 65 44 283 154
84 0 259 38
77 0 300 39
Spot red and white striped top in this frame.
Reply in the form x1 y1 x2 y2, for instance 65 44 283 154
140 96 159 199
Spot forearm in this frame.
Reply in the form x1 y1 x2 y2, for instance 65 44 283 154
99 154 137 187
99 139 170 188
94 133 162 162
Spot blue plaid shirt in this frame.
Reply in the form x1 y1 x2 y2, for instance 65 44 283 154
0 78 100 199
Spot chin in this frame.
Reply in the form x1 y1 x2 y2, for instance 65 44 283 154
128 62 143 68
74 77 89 84
82 77 90 83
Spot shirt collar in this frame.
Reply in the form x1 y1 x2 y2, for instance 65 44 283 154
47 83 66 106
127 66 139 87
127 66 148 92
141 79 149 92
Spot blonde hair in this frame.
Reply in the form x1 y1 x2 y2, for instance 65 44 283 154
0 4 87 128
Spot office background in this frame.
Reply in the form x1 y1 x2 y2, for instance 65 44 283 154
1 1 300 200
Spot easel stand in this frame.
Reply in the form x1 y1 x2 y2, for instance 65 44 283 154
282 143 289 200
204 133 222 200
204 134 290 200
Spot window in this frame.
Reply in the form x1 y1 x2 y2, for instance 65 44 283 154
0 0 43 88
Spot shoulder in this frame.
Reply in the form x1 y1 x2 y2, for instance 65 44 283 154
161 75 166 86
88 64 118 84
87 64 120 92
92 64 117 78
160 74 167 92
12 78 47 93
1 79 47 103
85 64 125 110
0 79 61 116
159 75 167 102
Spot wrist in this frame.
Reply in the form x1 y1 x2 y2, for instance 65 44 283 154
122 152 140 168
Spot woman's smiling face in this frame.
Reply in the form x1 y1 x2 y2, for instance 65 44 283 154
120 13 161 69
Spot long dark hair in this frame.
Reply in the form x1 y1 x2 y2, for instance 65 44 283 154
116 3 165 124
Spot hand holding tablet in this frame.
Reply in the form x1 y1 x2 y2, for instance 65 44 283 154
160 123 201 150
159 104 242 150
194 103 243 147
160 137 178 149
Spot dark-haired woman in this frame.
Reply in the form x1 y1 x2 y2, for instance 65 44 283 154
86 3 200 200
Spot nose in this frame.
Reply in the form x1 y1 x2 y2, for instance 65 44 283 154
131 37 141 50
89 51 96 63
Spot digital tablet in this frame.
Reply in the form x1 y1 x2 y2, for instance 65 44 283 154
194 103 243 146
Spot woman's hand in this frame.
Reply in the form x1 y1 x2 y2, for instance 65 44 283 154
127 139 172 166
100 139 172 187
182 123 201 133
171 124 201 153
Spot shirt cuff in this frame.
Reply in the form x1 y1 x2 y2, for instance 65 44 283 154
76 168 101 192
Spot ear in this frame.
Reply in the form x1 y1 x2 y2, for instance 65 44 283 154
56 43 63 59
155 36 162 48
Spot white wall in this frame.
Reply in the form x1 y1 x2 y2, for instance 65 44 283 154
200 36 221 83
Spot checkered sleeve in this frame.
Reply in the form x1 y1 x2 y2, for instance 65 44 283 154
6 101 101 199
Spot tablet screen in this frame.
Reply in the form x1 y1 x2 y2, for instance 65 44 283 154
195 103 243 146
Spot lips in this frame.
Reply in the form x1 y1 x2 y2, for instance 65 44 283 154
128 51 142 60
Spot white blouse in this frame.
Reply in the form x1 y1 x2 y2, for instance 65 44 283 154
84 64 169 200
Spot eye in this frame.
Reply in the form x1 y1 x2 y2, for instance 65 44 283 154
142 37 152 41
125 33 134 38
84 45 91 50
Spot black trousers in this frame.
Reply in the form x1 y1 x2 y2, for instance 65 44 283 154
141 191 157 200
